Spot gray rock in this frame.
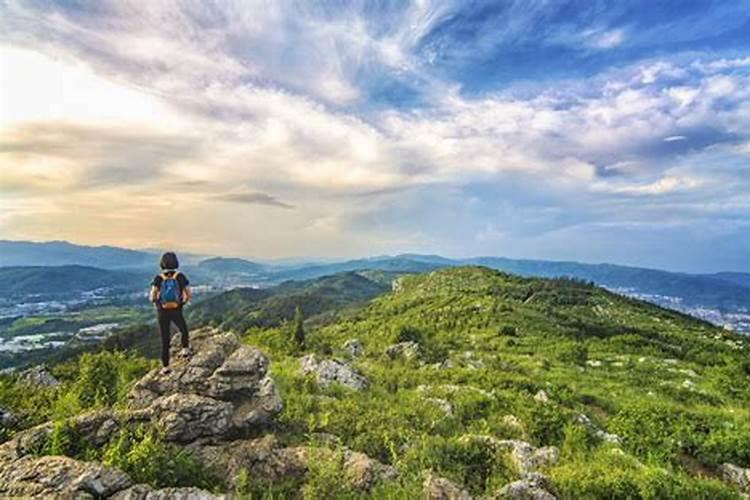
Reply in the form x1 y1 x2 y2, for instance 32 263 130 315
0 406 18 428
190 435 307 488
111 484 225 499
299 354 368 391
343 449 398 490
0 328 286 496
493 472 556 499
720 463 750 493
206 345 268 399
343 338 364 358
0 455 132 498
459 436 559 476
150 394 233 443
127 328 282 437
425 397 453 416
533 390 549 404
385 341 421 360
422 470 472 500
573 414 623 445
19 364 60 388
191 434 396 491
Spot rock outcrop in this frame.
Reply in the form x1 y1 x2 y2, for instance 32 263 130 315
343 338 364 358
128 328 283 437
0 455 132 498
459 435 559 476
19 364 60 387
191 434 396 491
573 413 622 445
299 354 369 391
0 328 401 497
0 328 283 498
0 406 18 428
492 472 556 500
720 463 750 493
111 485 224 500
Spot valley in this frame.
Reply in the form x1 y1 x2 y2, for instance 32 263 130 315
1 242 749 370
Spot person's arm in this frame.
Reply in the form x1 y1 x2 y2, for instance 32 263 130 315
182 286 192 305
149 285 159 304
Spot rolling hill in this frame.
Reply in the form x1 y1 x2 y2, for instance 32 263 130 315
1 266 748 498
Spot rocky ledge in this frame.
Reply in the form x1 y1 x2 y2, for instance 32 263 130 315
0 328 399 499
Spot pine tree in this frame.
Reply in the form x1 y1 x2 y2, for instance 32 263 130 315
294 305 305 348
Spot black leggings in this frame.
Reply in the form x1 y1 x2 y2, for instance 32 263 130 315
157 308 189 367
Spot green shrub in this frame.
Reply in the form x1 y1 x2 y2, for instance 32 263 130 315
525 402 567 447
499 325 518 337
301 447 354 499
102 427 219 489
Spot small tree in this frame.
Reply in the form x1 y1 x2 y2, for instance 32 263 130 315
294 305 305 348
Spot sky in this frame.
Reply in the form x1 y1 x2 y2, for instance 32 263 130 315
1 0 749 273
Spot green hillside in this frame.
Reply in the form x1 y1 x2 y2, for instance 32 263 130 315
1 266 749 498
189 271 393 331
248 267 750 497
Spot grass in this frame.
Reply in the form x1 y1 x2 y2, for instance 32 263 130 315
1 266 748 498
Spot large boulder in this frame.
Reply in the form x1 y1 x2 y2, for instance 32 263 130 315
0 455 132 499
128 328 283 438
299 354 369 391
189 434 307 486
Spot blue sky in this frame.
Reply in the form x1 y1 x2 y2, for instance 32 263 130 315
1 0 749 272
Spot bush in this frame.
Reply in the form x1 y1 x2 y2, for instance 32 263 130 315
525 402 567 447
394 325 423 344
499 325 518 337
102 427 219 489
73 351 153 409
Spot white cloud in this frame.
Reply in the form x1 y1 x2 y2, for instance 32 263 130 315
1 1 749 260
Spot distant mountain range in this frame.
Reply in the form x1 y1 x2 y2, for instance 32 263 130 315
2 240 749 331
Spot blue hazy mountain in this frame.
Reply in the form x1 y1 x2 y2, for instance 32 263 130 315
2 241 749 328
0 240 156 269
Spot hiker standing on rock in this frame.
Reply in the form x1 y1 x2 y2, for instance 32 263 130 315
149 251 192 374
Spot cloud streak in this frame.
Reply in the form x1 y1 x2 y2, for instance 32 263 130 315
214 191 294 209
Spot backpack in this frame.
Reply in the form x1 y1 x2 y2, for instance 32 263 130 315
158 271 182 310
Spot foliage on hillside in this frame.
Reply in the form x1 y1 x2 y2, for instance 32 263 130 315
2 266 749 498
189 271 392 332
246 267 750 497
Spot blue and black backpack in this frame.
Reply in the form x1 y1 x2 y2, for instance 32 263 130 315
159 271 182 310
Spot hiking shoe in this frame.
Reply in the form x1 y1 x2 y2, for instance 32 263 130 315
159 367 172 375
